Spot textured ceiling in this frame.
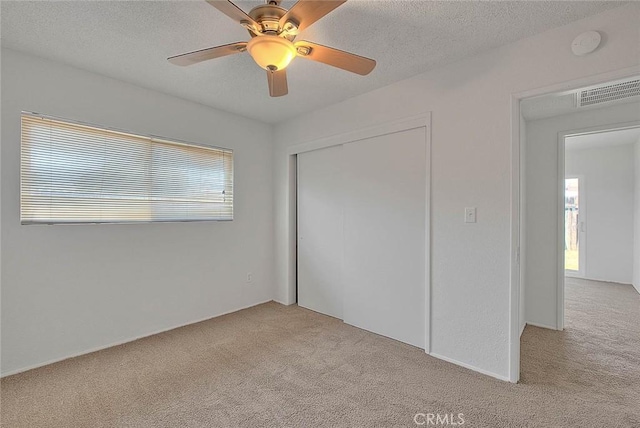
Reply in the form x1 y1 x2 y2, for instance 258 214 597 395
1 0 626 123
566 125 640 150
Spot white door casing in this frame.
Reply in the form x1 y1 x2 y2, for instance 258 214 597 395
295 118 429 350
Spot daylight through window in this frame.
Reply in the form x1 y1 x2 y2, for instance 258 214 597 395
20 113 233 224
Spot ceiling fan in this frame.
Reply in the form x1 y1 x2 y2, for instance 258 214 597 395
168 0 376 97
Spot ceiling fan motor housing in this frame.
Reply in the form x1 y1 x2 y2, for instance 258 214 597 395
248 4 297 39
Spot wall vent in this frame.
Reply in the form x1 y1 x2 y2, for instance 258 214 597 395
578 79 640 107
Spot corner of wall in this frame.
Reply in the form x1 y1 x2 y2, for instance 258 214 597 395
634 138 640 294
267 122 279 303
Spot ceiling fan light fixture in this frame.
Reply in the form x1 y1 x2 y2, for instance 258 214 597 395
247 35 296 71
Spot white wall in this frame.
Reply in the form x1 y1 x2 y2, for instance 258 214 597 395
634 139 640 293
273 4 640 380
525 102 640 329
565 143 635 283
0 49 274 376
519 115 527 336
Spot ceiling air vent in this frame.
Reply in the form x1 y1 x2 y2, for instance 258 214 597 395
578 78 640 107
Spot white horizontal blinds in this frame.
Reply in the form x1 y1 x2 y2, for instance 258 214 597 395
21 113 233 224
150 138 233 221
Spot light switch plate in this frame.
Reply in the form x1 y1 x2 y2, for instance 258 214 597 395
465 207 476 223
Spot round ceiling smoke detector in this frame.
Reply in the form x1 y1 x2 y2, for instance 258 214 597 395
571 31 601 56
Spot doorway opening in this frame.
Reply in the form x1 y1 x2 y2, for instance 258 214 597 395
561 124 640 310
517 73 640 387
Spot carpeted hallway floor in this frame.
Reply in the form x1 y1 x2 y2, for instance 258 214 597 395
1 278 639 427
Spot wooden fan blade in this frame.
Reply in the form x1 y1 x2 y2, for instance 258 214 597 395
168 42 247 66
279 0 346 33
205 0 259 30
267 68 288 97
294 41 376 75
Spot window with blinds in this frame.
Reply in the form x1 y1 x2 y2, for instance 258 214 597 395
20 113 233 224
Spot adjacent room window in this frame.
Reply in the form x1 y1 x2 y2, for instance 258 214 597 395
20 113 233 224
564 178 580 272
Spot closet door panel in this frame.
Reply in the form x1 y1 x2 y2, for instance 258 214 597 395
342 127 426 348
297 145 343 319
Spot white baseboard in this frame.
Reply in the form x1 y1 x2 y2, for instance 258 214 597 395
567 275 632 286
1 299 273 378
520 322 526 337
564 272 584 279
525 321 559 331
429 352 510 382
273 299 296 306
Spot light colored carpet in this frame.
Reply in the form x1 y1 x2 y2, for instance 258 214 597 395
2 278 639 427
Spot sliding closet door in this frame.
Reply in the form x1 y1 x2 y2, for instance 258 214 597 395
342 127 426 348
297 146 343 319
